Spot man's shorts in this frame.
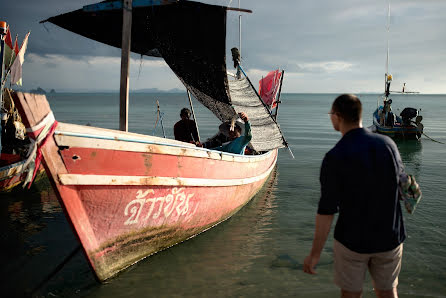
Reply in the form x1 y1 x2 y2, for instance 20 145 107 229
333 240 403 292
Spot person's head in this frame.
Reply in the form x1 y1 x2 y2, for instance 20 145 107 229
228 124 242 140
180 108 191 120
329 94 362 133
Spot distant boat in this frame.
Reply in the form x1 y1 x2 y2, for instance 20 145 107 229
371 4 423 139
14 0 291 281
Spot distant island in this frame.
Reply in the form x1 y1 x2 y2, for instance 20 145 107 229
26 87 57 94
131 88 184 94
18 87 183 94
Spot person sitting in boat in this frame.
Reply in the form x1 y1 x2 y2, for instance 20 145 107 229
383 99 394 126
174 108 199 144
200 131 230 149
212 112 252 155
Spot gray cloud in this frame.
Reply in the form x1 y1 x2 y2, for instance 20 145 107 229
2 0 445 93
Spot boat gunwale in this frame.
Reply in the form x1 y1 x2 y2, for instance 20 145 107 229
55 122 275 163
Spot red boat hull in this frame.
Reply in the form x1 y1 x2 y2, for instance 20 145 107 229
13 92 278 281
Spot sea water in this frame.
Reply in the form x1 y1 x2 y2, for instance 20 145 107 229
1 93 445 297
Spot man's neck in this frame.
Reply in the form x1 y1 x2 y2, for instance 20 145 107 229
340 122 363 136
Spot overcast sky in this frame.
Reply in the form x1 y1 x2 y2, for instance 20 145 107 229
2 0 445 93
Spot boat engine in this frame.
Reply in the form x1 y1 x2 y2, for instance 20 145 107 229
400 107 418 126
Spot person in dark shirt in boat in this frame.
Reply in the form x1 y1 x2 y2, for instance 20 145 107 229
174 108 199 144
212 112 252 155
303 94 407 298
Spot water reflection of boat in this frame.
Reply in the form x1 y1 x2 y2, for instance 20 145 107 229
14 0 291 282
395 139 422 176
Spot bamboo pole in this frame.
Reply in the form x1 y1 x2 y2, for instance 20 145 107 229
119 0 132 131
187 89 201 142
274 70 285 120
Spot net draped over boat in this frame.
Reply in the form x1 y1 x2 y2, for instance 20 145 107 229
42 0 287 151
228 78 285 151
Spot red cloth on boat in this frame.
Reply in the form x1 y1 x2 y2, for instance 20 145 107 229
259 70 282 108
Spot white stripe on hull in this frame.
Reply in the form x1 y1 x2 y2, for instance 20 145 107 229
58 156 276 187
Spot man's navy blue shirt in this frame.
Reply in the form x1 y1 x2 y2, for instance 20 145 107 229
318 128 406 253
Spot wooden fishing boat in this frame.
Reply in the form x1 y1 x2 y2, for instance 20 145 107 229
0 154 26 191
372 103 422 139
14 0 291 281
371 4 423 140
0 89 45 192
0 21 44 192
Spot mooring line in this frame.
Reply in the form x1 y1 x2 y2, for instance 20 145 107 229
422 132 445 144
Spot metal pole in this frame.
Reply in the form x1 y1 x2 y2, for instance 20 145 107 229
274 70 285 120
119 0 132 131
186 89 201 142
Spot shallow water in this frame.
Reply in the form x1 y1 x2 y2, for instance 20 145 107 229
1 93 445 297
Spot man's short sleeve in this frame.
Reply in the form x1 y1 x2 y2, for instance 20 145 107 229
317 153 340 215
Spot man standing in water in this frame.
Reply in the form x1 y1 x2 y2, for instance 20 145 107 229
303 94 407 298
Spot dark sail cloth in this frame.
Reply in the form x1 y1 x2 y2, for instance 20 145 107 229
174 119 199 143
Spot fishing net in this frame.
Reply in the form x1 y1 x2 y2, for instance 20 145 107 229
228 77 286 152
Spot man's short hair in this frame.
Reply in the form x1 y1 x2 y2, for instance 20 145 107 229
332 94 362 123
180 108 191 118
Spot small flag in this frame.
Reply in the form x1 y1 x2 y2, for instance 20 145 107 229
10 32 30 86
3 26 16 70
13 35 19 56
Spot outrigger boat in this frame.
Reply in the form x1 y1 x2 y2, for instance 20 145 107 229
12 0 291 281
371 4 423 139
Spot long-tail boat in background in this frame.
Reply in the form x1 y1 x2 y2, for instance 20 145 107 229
12 0 291 281
371 3 423 139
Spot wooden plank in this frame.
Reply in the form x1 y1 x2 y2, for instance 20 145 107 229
226 7 252 13
119 0 132 131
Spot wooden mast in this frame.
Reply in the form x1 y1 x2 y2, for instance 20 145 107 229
119 0 132 131
186 90 200 142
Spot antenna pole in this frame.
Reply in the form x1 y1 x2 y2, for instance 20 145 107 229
119 0 132 131
238 0 242 60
